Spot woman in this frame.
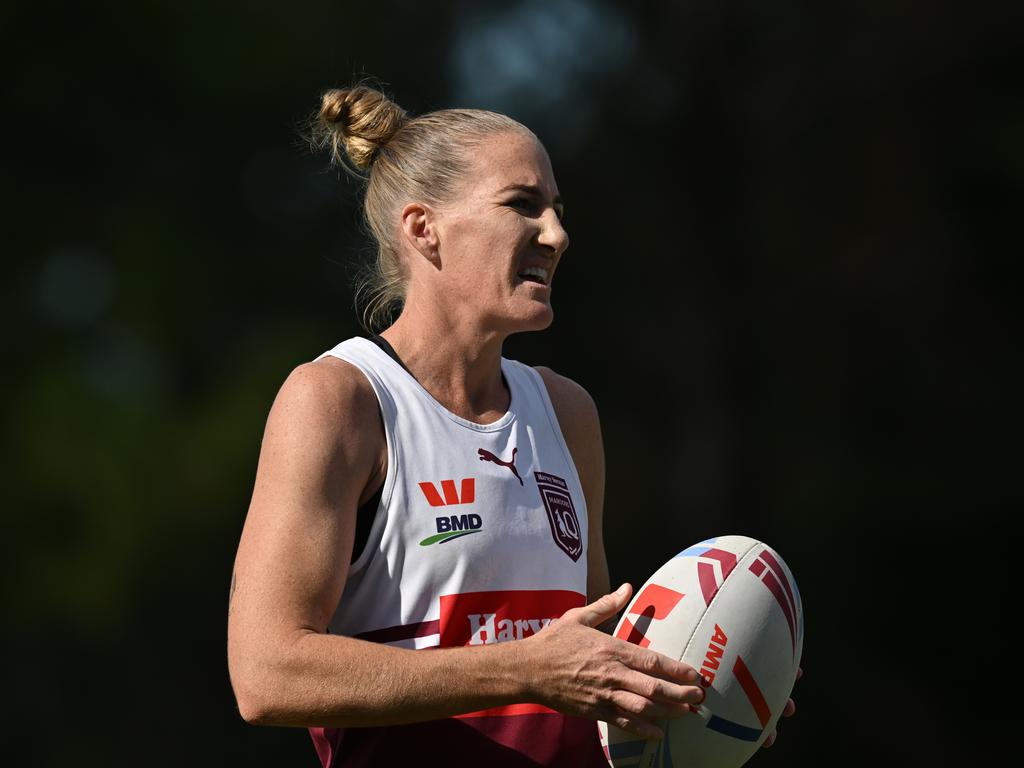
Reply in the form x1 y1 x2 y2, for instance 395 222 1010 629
227 85 796 766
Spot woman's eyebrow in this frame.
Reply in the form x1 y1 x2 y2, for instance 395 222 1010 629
496 183 564 208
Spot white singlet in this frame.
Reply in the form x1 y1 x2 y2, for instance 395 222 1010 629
306 336 606 768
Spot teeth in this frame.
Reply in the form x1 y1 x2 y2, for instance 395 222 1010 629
519 266 549 284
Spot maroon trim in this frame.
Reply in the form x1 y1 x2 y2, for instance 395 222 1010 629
698 561 720 606
310 709 606 767
758 550 797 611
762 571 797 655
355 619 441 644
703 547 738 579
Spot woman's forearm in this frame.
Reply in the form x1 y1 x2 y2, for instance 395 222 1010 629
232 630 534 728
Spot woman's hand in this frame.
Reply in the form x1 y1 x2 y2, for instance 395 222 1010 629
520 583 705 740
761 666 803 749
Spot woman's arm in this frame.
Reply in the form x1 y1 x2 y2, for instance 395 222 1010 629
228 359 521 726
227 360 704 737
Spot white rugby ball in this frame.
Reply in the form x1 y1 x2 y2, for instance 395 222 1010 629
599 535 804 768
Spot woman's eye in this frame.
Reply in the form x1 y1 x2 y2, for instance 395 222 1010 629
508 197 562 220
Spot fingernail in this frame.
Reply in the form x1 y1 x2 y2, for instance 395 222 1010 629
616 583 629 595
694 687 706 705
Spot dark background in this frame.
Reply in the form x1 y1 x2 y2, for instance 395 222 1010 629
4 0 1017 764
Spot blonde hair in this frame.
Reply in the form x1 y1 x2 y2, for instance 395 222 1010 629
309 83 532 332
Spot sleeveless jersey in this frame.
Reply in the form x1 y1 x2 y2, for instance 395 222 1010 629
307 337 606 767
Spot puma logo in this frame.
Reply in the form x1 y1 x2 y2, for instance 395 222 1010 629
478 447 523 486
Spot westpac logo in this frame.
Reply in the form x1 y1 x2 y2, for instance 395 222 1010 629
418 479 475 507
419 513 483 546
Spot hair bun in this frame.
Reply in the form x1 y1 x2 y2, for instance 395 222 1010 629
314 86 408 171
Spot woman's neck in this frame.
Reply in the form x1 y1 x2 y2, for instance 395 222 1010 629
380 310 510 424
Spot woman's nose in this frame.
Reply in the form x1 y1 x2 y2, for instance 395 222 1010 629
538 209 569 255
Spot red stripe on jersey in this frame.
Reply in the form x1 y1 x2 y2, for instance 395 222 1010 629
455 703 557 718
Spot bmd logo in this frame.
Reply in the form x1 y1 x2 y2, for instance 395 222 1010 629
419 513 483 546
417 477 482 545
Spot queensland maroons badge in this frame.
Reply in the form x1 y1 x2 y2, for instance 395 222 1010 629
534 471 583 561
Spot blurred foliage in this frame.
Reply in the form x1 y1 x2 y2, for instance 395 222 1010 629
3 0 1018 764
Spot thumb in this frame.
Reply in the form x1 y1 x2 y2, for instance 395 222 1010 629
573 583 633 628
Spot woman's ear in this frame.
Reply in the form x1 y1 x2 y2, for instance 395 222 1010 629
400 202 441 268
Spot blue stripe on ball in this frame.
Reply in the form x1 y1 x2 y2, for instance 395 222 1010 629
706 715 763 742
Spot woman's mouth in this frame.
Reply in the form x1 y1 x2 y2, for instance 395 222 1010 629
516 266 550 285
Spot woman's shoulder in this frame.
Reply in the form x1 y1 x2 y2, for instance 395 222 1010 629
266 356 381 439
532 366 597 411
531 366 601 442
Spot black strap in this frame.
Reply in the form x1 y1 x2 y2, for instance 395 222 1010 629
351 482 382 564
369 334 411 375
348 335 400 564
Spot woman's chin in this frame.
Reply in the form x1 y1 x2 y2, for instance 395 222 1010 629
517 305 555 332
488 296 555 333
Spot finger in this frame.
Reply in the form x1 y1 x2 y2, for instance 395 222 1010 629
619 671 706 707
610 690 690 722
574 583 633 628
797 666 803 680
625 645 703 686
783 698 796 717
762 729 776 749
610 711 664 741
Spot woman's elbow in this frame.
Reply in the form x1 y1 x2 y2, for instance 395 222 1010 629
228 646 289 725
228 627 333 725
235 692 270 725
230 669 280 725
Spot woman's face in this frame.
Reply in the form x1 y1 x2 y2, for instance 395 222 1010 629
430 130 569 333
